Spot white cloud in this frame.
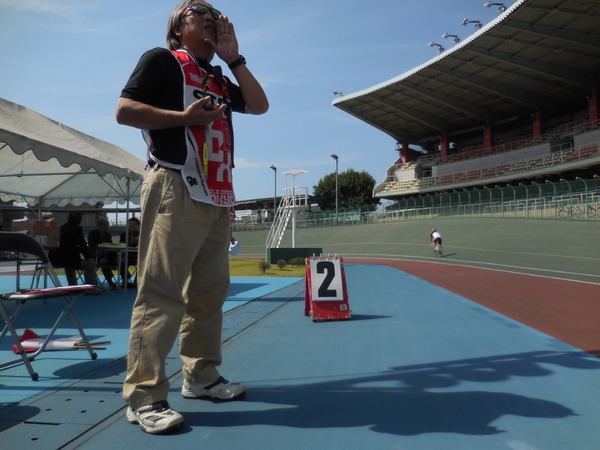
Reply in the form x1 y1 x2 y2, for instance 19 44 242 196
0 0 86 22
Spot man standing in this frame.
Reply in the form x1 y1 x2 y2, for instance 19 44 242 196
116 1 268 435
59 211 103 294
87 218 118 290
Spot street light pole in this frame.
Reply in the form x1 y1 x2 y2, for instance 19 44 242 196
330 154 339 225
270 165 277 220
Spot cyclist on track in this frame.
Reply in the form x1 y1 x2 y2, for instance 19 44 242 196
430 228 442 254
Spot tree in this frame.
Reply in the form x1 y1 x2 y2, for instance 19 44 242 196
313 168 379 211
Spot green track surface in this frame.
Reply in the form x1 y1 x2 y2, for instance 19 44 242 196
234 218 600 283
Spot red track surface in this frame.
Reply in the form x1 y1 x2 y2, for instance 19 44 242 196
348 258 600 357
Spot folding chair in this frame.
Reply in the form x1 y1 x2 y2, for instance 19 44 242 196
46 247 86 287
97 263 118 289
0 232 98 380
94 246 119 290
119 247 138 293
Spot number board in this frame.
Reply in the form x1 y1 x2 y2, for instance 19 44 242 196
309 258 344 301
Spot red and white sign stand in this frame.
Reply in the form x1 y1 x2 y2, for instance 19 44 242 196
304 256 351 321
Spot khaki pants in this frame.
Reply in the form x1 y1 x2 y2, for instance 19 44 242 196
123 166 231 409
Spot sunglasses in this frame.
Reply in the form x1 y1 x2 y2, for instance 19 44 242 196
180 4 222 21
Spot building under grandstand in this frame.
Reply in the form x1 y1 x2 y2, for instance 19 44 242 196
332 0 600 205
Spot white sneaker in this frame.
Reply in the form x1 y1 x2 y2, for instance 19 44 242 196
182 376 247 401
126 400 184 434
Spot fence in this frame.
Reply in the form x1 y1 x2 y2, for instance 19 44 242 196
232 177 600 232
375 139 600 195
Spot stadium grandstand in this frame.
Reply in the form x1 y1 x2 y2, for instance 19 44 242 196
332 0 600 203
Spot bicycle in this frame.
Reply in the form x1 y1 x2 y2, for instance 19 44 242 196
558 203 597 218
430 229 443 258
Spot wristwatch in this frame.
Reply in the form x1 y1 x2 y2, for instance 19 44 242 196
228 55 246 70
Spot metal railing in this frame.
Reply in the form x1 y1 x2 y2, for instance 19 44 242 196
375 140 600 195
232 177 600 233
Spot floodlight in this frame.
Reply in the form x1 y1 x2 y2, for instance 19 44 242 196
462 18 482 29
428 42 445 53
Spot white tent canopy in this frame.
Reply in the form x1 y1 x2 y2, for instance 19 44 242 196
0 97 145 209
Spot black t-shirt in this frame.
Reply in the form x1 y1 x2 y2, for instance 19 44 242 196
120 47 245 165
59 223 91 266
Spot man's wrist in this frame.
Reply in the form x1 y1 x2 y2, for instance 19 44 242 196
227 55 246 70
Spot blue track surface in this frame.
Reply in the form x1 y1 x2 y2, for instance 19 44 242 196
1 265 599 449
0 275 301 405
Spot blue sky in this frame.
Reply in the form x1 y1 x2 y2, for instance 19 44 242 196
0 0 504 202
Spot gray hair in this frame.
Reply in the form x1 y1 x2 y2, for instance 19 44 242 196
166 1 206 50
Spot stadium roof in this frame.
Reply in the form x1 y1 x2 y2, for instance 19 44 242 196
332 0 600 149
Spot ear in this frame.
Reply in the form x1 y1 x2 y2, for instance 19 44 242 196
174 22 183 37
